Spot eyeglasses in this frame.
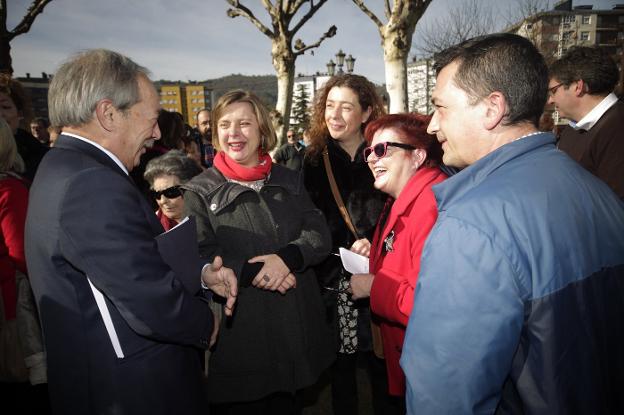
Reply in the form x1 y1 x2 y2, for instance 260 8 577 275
363 141 416 160
548 83 564 96
150 185 183 200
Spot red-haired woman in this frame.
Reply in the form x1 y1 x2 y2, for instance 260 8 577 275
349 113 447 401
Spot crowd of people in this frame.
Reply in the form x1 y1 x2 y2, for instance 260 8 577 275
0 32 623 415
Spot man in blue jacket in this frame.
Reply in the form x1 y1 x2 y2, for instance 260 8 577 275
401 33 624 414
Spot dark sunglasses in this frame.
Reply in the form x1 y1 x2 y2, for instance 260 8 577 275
150 185 183 200
363 141 416 160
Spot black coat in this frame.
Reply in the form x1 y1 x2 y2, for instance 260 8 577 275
183 164 335 403
14 128 48 181
303 138 386 350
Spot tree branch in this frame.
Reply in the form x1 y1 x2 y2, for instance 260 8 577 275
384 0 391 21
226 0 274 38
294 24 336 56
351 0 384 31
11 0 52 38
290 0 328 35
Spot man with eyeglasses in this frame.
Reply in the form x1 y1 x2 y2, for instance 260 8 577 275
400 34 624 414
548 46 624 199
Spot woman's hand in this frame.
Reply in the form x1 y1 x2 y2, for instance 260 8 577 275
350 238 372 258
277 273 297 295
350 273 374 300
248 254 291 292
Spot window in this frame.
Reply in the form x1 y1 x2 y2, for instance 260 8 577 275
582 15 591 25
562 15 576 24
580 32 590 41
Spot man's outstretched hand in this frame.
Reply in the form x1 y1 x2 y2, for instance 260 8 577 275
201 256 238 316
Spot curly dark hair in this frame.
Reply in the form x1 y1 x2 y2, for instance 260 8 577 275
306 74 385 160
0 74 33 125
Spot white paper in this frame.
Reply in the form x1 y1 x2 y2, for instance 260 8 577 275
339 247 369 274
162 215 189 234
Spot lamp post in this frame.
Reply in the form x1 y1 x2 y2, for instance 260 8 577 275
335 49 346 74
326 50 356 76
345 54 356 73
326 59 336 77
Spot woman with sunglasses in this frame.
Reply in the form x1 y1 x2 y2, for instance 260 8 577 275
143 150 202 231
182 90 333 414
303 74 394 414
349 113 446 401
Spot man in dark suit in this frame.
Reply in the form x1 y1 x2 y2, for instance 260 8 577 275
24 49 237 415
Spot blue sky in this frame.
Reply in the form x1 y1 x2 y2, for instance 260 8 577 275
9 0 620 85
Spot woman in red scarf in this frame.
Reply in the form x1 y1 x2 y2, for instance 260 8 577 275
349 113 447 400
182 90 334 414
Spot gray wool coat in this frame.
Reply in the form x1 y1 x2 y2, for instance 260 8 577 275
183 164 335 403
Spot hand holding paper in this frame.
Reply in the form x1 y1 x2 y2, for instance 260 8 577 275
339 247 369 274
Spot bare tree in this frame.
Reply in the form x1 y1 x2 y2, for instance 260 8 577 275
505 0 552 26
0 0 52 75
226 0 336 145
414 0 495 56
504 0 560 62
351 0 432 113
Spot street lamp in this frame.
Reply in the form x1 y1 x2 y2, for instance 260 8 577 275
326 50 356 77
335 49 346 74
345 54 356 73
326 59 336 76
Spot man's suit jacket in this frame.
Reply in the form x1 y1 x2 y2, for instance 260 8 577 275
25 135 213 415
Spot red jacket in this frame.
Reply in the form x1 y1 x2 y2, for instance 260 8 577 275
0 174 29 320
369 166 446 396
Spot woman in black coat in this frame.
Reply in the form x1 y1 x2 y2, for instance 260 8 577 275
303 74 400 414
183 90 334 414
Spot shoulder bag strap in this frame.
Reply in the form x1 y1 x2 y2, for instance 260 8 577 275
322 146 359 240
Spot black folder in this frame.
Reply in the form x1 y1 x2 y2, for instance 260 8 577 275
155 216 203 294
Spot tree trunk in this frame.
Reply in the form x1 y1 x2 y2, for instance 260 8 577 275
383 34 409 114
0 39 13 75
272 41 295 148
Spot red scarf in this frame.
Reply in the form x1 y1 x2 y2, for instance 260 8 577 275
157 209 178 231
213 151 272 181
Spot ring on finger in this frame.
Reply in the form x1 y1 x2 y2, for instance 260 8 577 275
263 274 270 282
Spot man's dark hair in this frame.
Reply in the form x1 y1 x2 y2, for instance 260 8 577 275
549 46 619 95
434 33 548 127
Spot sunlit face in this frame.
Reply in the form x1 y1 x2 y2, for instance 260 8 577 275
546 77 576 121
366 128 424 199
112 75 161 171
325 86 371 143
197 110 211 139
217 101 261 168
0 92 20 133
152 174 184 222
427 61 487 169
